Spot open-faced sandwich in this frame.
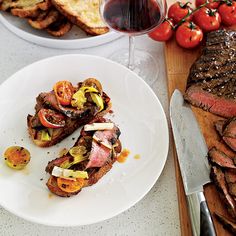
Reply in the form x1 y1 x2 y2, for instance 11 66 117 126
27 78 111 147
45 118 122 197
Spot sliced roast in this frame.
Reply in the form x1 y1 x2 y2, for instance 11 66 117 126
210 166 236 218
214 117 236 152
215 212 236 234
86 125 121 169
185 30 236 118
208 147 236 170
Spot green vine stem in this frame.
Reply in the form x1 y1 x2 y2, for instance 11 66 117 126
173 0 226 30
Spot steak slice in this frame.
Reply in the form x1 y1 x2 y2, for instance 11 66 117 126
223 137 236 152
214 117 236 151
185 29 236 118
211 166 236 218
185 86 236 118
215 212 236 235
208 147 236 170
225 170 236 184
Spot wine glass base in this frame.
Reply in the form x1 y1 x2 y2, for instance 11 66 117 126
109 49 159 85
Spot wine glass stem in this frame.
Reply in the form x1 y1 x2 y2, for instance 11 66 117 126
128 36 135 70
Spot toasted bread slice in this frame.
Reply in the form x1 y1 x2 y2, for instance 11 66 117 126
27 79 112 147
45 118 122 197
0 0 51 18
51 0 109 35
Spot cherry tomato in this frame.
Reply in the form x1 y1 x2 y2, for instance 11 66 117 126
53 81 74 106
195 0 220 9
38 108 66 128
193 7 221 32
4 146 30 170
148 19 174 42
176 21 203 49
57 177 84 193
168 2 193 24
218 1 236 26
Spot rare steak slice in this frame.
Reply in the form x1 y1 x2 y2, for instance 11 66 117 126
185 29 236 118
208 147 236 171
210 166 236 218
215 212 236 235
215 117 236 152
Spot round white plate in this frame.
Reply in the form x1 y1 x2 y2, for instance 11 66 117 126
0 54 169 226
0 12 122 49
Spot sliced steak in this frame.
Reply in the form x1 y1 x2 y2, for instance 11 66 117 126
208 148 236 170
210 166 236 218
214 117 236 151
215 120 226 136
225 170 236 184
36 92 96 119
185 86 236 118
224 117 236 138
185 29 236 118
223 137 236 152
86 125 121 169
215 212 236 235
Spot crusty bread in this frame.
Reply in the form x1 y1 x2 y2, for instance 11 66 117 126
51 0 109 35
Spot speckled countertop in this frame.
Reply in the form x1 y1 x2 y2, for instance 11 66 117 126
0 23 180 236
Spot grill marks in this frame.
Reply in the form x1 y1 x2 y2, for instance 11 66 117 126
185 30 236 118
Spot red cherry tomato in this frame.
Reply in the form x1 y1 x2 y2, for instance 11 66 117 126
218 1 236 26
53 81 74 106
148 19 174 42
168 2 193 24
195 0 220 9
38 108 66 128
176 21 203 49
193 7 221 32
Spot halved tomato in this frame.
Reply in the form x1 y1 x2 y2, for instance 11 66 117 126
53 81 74 106
38 108 66 128
57 177 84 193
4 146 31 170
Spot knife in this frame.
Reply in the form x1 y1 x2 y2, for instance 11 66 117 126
170 89 216 236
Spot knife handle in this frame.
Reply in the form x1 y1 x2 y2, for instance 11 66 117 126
187 192 216 236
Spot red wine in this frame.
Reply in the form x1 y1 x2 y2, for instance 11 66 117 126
103 0 162 34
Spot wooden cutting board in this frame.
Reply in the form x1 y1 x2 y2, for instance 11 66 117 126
164 7 236 236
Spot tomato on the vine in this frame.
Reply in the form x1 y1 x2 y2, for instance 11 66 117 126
176 21 203 49
195 0 220 9
193 7 221 32
168 2 193 24
218 1 236 26
148 19 174 42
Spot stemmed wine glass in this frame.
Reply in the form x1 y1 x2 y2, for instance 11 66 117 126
100 0 167 84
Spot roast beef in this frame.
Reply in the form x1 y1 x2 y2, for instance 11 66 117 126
86 125 121 169
185 30 236 118
208 147 236 170
210 166 236 218
215 212 236 234
215 117 236 152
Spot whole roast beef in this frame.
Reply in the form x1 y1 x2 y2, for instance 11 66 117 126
185 30 236 118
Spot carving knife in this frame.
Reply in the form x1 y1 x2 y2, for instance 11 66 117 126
170 89 216 236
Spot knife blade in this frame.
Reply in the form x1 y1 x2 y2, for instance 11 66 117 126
170 89 216 236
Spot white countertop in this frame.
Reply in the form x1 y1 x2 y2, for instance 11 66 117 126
0 23 180 236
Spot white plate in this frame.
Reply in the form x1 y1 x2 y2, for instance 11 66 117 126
0 12 122 49
0 54 169 226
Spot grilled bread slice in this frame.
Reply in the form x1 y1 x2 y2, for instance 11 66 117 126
45 118 122 197
27 78 112 147
0 0 51 18
51 0 109 35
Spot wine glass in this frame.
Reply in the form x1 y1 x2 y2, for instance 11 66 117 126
100 0 167 84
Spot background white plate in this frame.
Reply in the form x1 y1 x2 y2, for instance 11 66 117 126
0 54 169 226
0 12 121 49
